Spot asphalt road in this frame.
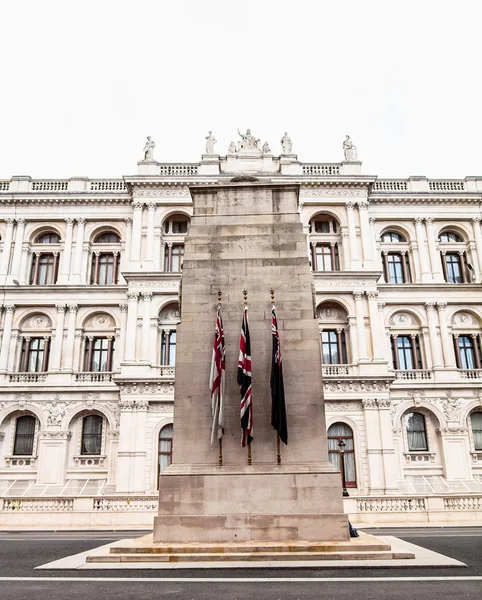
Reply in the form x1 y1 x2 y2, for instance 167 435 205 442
0 527 480 599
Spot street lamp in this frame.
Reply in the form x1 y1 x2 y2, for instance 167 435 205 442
338 438 349 497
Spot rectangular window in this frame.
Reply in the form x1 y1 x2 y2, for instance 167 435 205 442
28 338 46 372
457 336 475 369
445 253 462 283
172 220 188 234
81 415 103 455
314 244 338 272
391 335 423 370
387 253 404 283
321 330 346 364
13 416 36 456
85 337 113 372
31 253 58 285
91 253 118 285
406 413 428 451
164 245 185 272
161 331 176 366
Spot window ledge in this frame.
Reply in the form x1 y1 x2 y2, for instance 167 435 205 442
4 455 37 467
404 452 436 464
73 455 106 467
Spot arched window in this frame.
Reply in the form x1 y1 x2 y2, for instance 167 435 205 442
389 312 425 373
81 415 103 455
327 423 356 487
158 303 180 367
309 215 340 272
381 231 405 243
158 424 173 485
94 232 121 244
163 216 189 235
470 412 482 451
36 232 61 244
13 415 36 456
438 230 469 283
405 412 428 451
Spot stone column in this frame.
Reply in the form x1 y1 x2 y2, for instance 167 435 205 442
154 232 162 270
367 292 383 359
0 305 15 372
71 217 86 284
414 217 431 282
117 304 128 366
470 217 482 283
73 331 83 372
141 292 153 361
358 201 374 269
341 231 350 271
50 305 67 371
10 218 26 280
362 399 385 494
377 399 398 493
19 248 30 285
353 292 368 360
425 218 442 282
144 203 156 268
0 218 15 276
118 218 132 283
348 316 359 364
130 202 143 263
116 398 149 493
150 322 159 364
377 301 391 361
437 302 455 367
59 217 75 284
425 302 443 368
63 304 78 372
346 203 360 269
124 292 139 362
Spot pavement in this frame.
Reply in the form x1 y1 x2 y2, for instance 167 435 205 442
0 527 480 599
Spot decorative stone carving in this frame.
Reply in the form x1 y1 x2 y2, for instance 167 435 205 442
451 311 477 327
227 141 237 154
159 304 181 322
262 141 271 154
84 313 115 329
81 392 100 401
316 305 347 321
362 398 377 408
343 135 358 161
39 431 72 440
204 131 217 154
390 312 416 327
46 401 67 427
280 132 293 154
237 128 260 151
21 313 53 329
143 136 156 161
325 401 362 411
300 188 366 198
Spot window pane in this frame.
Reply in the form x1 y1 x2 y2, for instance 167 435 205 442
405 412 428 451
446 253 462 283
37 233 60 244
327 422 356 486
397 336 413 370
382 232 403 242
321 330 339 364
159 424 173 476
27 338 45 372
95 232 120 243
81 415 103 455
458 336 475 369
168 332 176 365
439 232 462 243
388 253 404 283
13 415 36 455
471 412 482 450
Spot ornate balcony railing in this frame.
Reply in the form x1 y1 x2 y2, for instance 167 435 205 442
0 181 10 191
356 497 427 512
9 373 47 383
372 178 469 193
92 497 158 512
89 180 127 192
444 496 482 511
158 164 198 176
459 369 482 380
302 164 341 176
160 366 175 377
394 369 432 381
74 372 114 383
322 364 351 376
31 180 69 192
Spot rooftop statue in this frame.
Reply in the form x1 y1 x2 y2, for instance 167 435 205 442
237 128 260 151
343 135 358 161
262 141 271 154
228 141 237 154
281 132 293 154
143 136 156 161
205 131 217 154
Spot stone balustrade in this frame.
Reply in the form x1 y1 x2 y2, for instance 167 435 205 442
74 372 115 383
9 373 47 383
356 497 427 512
0 181 10 191
459 369 482 380
371 177 482 193
158 164 199 176
322 364 351 376
0 178 128 194
394 369 432 381
302 164 341 176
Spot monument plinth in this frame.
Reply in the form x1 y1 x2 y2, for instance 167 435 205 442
154 181 349 543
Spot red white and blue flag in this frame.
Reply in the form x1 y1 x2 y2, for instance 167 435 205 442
209 307 226 446
238 306 253 447
271 306 288 445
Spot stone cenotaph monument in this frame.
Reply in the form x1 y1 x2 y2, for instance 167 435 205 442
153 169 349 542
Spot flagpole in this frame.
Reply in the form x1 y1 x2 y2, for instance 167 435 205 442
271 288 282 466
217 290 223 466
243 288 252 466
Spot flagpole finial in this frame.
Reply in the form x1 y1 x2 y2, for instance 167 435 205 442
270 288 275 304
243 289 248 306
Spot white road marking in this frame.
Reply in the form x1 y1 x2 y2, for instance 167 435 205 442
0 576 480 583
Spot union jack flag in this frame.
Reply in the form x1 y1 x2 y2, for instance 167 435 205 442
271 306 288 445
209 307 225 446
238 306 253 447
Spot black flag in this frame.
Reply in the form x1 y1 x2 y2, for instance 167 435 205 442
271 306 288 445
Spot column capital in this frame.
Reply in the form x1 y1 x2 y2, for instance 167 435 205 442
472 217 481 225
358 201 369 210
346 201 355 210
126 292 139 301
77 217 86 225
425 217 434 225
353 292 363 301
377 302 385 311
133 202 144 210
368 217 376 225
4 304 15 314
65 217 75 226
67 304 79 313
414 217 424 225
5 218 15 227
55 304 67 313
367 292 378 300
119 303 128 312
147 202 156 211
437 302 447 311
125 217 133 225
425 302 436 311
142 291 153 301
16 218 26 226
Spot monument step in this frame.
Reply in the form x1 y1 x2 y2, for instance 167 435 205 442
87 550 414 563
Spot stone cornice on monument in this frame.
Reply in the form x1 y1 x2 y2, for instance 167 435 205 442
314 270 382 292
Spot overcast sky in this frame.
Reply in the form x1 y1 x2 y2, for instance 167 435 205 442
1 0 480 179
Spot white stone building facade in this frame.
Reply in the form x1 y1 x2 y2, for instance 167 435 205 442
0 137 481 525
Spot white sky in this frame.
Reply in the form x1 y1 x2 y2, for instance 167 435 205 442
0 0 480 179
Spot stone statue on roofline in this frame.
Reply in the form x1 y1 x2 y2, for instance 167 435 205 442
343 135 358 161
237 128 260 151
262 141 271 154
281 132 293 154
205 131 217 154
228 141 237 154
143 136 156 161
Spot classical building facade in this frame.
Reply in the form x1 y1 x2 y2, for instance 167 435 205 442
0 132 481 524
